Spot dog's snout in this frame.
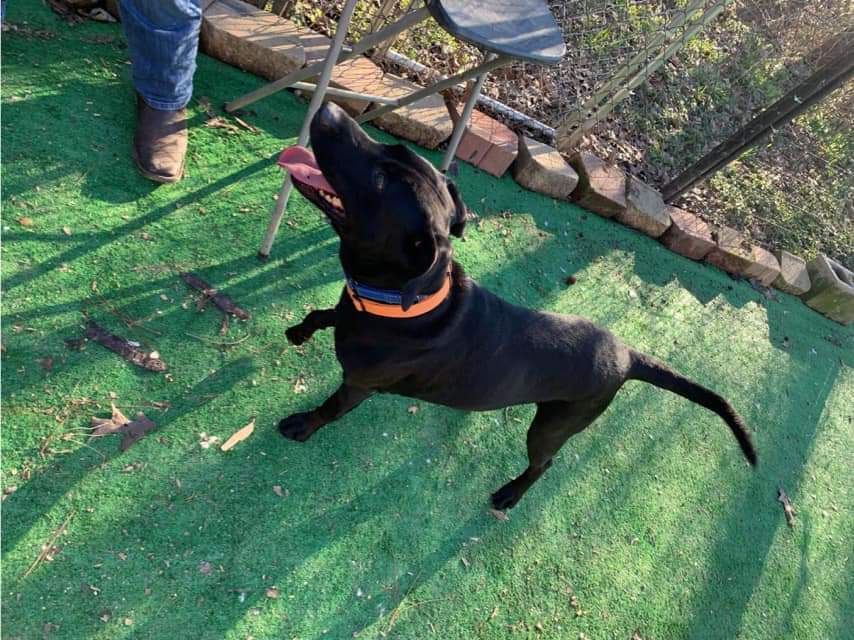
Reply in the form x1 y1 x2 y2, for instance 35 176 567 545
313 102 347 131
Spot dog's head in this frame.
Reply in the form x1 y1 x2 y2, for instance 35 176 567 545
279 103 467 310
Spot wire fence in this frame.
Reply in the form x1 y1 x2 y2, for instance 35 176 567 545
268 0 853 266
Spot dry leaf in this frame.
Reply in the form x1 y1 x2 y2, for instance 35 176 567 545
407 405 419 415
221 418 255 451
199 561 212 575
62 226 72 236
18 216 33 227
90 405 155 451
39 356 54 371
199 432 221 449
90 403 131 436
489 508 510 521
460 557 470 569
272 485 288 498
265 587 279 599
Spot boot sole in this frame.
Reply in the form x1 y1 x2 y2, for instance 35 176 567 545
132 146 185 184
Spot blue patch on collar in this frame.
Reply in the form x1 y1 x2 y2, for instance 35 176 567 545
345 276 428 306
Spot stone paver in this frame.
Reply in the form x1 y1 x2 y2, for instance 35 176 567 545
511 134 578 200
568 152 627 217
201 0 305 83
772 250 811 296
616 175 671 237
802 254 854 325
705 226 755 277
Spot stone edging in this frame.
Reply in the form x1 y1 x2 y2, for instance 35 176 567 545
199 0 852 325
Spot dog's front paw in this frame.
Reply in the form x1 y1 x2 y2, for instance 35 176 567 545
285 325 310 346
490 483 521 511
278 412 317 442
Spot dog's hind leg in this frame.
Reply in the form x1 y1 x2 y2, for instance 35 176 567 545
491 398 612 510
286 308 336 345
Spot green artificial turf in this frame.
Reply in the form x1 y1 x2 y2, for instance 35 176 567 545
2 5 853 639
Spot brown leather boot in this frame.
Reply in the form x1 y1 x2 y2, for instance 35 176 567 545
132 94 188 184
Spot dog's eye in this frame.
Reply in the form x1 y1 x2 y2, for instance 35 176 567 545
373 171 386 192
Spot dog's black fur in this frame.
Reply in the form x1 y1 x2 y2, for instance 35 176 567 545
280 103 756 510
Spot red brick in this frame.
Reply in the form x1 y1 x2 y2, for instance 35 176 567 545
659 206 714 260
448 105 518 177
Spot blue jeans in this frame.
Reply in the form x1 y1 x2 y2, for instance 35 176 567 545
120 0 202 111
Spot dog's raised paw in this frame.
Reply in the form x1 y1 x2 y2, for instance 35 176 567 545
278 413 316 442
490 484 520 511
285 326 309 346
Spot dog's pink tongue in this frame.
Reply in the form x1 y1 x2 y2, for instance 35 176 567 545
277 146 337 195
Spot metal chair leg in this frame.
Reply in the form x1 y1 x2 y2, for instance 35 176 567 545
257 0 360 259
440 53 498 172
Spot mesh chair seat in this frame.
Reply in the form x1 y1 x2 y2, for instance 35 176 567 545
427 0 565 65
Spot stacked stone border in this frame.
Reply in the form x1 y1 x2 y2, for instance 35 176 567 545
200 0 852 326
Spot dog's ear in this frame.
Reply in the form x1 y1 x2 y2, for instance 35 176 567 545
446 181 467 238
400 241 450 311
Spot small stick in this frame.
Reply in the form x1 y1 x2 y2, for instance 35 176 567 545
777 487 795 528
185 331 251 347
180 273 251 320
22 510 76 578
85 321 167 371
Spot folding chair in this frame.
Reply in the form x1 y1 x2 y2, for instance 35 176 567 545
230 0 566 259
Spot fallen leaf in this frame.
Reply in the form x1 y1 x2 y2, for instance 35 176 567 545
199 432 221 449
39 356 54 371
272 485 288 498
90 404 156 451
62 226 72 236
293 377 307 394
90 403 131 436
265 587 279 599
221 418 255 451
460 557 470 569
199 561 213 576
98 610 112 623
489 509 510 521
407 405 419 415
18 216 33 227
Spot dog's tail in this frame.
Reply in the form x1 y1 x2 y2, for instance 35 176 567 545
627 350 757 465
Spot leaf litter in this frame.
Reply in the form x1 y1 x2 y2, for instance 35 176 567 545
220 418 255 452
90 403 157 451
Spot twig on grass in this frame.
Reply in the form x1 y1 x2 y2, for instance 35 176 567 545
85 321 167 371
22 510 76 578
181 272 251 320
184 331 251 347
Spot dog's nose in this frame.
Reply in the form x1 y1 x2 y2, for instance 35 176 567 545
314 102 346 131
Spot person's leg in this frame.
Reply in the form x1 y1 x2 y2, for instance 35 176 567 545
120 0 201 183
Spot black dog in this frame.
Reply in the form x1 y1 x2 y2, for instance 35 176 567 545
277 103 756 510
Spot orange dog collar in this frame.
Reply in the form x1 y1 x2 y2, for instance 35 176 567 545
346 271 452 318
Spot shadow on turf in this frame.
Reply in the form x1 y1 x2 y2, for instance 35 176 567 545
5 18 849 632
5 219 843 638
